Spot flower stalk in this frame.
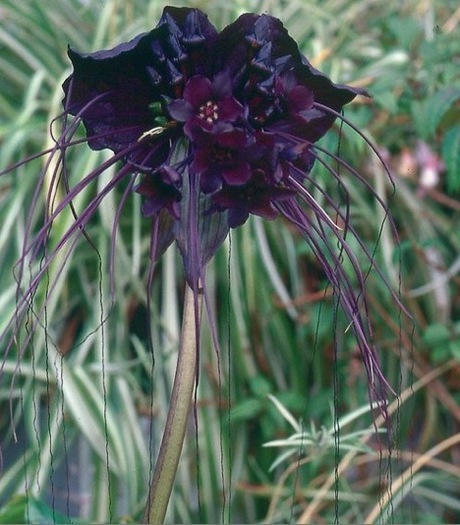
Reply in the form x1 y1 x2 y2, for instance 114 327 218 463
143 283 203 524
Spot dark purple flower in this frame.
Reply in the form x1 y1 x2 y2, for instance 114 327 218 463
136 166 182 218
190 125 255 192
1 6 404 416
60 7 364 265
213 173 293 228
167 73 244 137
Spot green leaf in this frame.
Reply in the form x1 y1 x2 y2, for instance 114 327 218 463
230 398 263 421
387 16 421 50
0 496 25 524
449 342 460 361
56 362 123 474
432 345 450 364
249 375 271 397
422 323 450 346
442 125 460 194
0 495 75 524
267 394 301 432
425 87 460 138
28 498 73 525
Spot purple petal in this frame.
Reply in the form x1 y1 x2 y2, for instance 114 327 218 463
228 206 250 228
250 197 278 220
167 99 194 121
218 96 244 122
183 75 213 107
190 147 210 174
162 6 218 45
210 70 233 98
216 128 252 149
298 54 367 110
200 169 223 193
160 165 182 184
184 117 212 141
288 85 314 112
221 162 252 185
215 13 299 77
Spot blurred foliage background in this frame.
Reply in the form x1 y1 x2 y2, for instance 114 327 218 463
0 0 459 523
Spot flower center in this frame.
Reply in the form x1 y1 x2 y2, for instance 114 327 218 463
198 100 219 123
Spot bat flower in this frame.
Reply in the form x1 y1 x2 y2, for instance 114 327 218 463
2 6 401 411
167 72 245 136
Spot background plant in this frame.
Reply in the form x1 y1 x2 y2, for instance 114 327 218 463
0 0 459 523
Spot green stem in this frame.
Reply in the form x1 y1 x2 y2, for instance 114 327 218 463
143 283 202 524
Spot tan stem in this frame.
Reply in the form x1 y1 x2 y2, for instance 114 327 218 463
143 283 202 524
365 432 460 524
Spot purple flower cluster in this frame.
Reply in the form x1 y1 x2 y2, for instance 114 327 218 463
63 7 362 275
1 7 399 414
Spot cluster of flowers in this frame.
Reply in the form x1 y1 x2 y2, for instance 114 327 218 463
64 7 362 276
1 7 396 410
